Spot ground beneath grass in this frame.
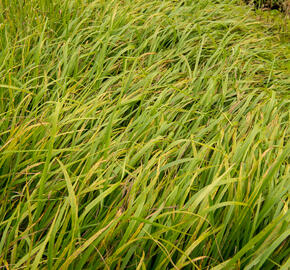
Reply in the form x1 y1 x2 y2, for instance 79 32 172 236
245 0 290 13
0 0 289 269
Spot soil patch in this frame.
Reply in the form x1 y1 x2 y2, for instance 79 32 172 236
245 0 290 14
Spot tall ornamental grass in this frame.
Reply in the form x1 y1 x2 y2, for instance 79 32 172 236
0 0 289 269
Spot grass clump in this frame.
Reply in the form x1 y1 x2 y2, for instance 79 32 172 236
0 0 289 269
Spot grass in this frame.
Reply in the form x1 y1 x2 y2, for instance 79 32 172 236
0 0 289 269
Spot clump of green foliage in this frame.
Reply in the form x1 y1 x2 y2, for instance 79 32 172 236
0 0 289 269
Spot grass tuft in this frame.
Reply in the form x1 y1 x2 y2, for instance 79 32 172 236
0 0 289 269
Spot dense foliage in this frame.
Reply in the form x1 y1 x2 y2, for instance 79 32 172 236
0 0 289 269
